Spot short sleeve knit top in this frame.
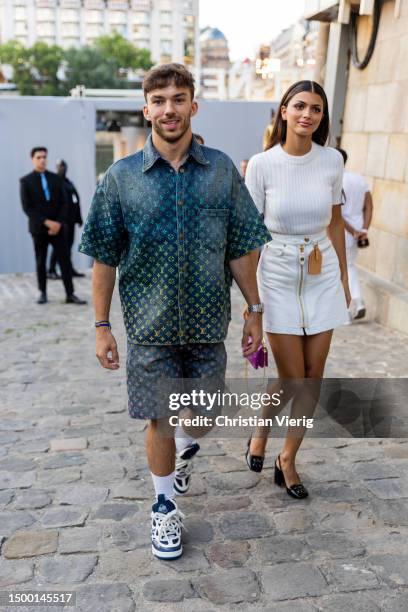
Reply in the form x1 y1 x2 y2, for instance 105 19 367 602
245 142 344 236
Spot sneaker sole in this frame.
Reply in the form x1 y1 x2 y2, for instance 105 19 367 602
151 544 183 560
173 483 190 496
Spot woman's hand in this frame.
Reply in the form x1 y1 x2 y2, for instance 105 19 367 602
342 275 352 308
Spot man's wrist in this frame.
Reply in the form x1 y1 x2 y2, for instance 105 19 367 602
247 303 264 314
95 320 111 329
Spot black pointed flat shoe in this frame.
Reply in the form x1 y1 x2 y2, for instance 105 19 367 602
37 292 47 304
245 436 264 473
274 454 309 499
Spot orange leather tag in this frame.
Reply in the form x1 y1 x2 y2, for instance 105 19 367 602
308 244 322 275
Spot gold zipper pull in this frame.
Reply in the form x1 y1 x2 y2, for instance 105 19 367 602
299 244 305 265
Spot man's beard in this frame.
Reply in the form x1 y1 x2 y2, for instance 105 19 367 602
153 116 191 143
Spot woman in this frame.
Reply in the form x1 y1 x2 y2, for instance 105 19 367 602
244 80 351 498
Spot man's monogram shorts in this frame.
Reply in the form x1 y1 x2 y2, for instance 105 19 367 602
126 342 227 420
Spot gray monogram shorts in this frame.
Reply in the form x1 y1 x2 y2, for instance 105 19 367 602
126 342 227 420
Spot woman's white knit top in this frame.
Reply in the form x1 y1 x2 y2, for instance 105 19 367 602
245 142 344 235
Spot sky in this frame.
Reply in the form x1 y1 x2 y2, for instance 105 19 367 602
199 0 306 61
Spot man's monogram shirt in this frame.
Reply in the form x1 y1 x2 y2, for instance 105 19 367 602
79 135 271 345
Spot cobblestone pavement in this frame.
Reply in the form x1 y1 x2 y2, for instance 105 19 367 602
1 272 408 612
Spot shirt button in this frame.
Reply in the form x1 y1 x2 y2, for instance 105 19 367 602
179 233 184 241
179 168 185 174
178 200 184 206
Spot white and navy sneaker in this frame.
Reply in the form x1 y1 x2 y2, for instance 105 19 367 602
173 442 200 496
151 494 184 560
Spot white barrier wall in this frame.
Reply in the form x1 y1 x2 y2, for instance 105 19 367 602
0 96 273 273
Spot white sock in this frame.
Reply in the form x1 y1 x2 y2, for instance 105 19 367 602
150 471 175 500
175 425 196 454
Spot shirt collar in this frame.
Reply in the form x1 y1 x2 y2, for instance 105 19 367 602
142 133 209 173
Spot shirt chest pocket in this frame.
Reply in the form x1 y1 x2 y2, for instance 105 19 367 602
198 208 229 251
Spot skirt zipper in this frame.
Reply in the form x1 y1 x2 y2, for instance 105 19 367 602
299 245 306 334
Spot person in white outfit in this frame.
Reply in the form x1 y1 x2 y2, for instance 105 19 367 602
337 148 373 320
244 80 351 499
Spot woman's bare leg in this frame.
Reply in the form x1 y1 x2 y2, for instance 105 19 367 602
279 330 333 487
250 333 305 457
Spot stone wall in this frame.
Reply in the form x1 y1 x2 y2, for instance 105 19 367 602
340 0 408 333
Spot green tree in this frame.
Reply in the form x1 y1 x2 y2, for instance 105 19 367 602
0 39 26 64
30 41 64 95
94 31 153 72
0 33 152 95
62 46 122 93
0 40 33 94
0 39 63 95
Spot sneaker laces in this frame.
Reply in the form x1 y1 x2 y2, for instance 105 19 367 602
153 507 186 543
175 457 193 479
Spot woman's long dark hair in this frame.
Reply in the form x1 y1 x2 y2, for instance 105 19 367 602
265 80 330 151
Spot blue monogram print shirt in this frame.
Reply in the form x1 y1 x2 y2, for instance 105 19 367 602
79 135 271 345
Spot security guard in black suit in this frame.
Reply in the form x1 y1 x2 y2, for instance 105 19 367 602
48 159 84 279
19 146 86 304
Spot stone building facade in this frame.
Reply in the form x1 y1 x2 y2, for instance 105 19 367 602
306 0 408 334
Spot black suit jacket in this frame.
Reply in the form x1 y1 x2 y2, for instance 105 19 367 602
63 177 83 227
20 170 68 235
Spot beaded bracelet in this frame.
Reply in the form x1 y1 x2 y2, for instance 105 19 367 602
95 320 111 329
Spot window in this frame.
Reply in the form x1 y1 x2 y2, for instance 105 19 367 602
183 0 193 12
38 36 56 45
110 24 126 35
86 23 103 37
133 11 150 25
62 23 79 37
109 11 126 25
15 7 27 20
86 10 103 24
131 0 150 8
160 10 172 24
160 0 171 10
134 39 150 49
160 40 172 55
61 37 79 48
37 22 54 36
160 25 172 39
61 9 79 22
37 8 54 21
14 22 27 35
133 24 149 38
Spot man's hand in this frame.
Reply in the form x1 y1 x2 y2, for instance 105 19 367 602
96 328 120 370
242 312 263 357
44 219 61 236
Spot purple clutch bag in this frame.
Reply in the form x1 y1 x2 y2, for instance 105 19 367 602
245 338 268 369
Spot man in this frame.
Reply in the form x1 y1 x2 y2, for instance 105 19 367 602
48 159 84 279
337 148 373 320
240 159 249 178
79 63 270 560
20 147 87 305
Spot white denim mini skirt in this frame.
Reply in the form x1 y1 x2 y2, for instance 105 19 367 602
258 231 349 336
